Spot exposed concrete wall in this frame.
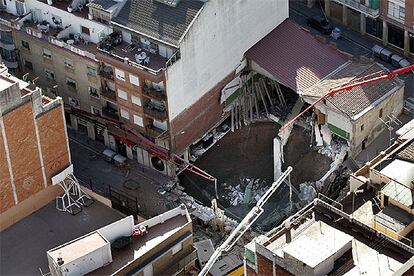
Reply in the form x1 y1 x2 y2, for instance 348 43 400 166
166 0 289 120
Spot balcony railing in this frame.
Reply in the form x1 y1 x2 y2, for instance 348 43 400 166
333 0 379 17
144 105 168 121
146 124 165 138
102 107 119 120
101 88 117 101
143 85 166 101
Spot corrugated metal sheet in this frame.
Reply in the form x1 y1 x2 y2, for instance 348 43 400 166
245 19 348 92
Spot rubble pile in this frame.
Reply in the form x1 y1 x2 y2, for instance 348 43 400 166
297 182 317 205
221 178 268 207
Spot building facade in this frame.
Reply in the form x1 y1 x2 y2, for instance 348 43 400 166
0 0 290 178
324 0 414 58
0 64 71 231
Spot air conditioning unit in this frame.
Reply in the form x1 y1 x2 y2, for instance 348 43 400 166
68 98 79 108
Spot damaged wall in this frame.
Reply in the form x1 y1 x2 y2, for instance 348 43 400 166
167 0 288 153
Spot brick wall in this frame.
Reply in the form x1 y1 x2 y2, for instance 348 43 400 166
0 99 70 222
169 71 235 154
406 0 414 28
37 106 71 186
245 253 291 276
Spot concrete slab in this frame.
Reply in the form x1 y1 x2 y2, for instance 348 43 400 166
0 201 124 275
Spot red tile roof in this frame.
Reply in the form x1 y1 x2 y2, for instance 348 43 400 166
245 19 348 92
304 61 403 118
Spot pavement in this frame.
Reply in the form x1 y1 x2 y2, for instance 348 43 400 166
68 128 173 218
289 0 413 101
0 201 124 275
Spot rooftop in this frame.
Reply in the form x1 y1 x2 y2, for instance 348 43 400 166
90 207 190 275
87 0 119 12
113 0 205 47
37 0 89 19
375 205 414 233
250 199 414 276
304 60 403 118
245 19 348 93
0 201 124 275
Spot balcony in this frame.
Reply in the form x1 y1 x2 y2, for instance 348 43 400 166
144 105 168 121
99 65 114 80
146 124 165 138
143 85 166 101
333 0 379 17
102 107 119 121
101 88 117 102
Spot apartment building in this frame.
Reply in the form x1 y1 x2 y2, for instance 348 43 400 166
92 0 288 175
47 205 197 275
323 0 414 58
0 12 20 74
244 198 414 276
350 135 414 243
0 0 113 140
0 64 71 231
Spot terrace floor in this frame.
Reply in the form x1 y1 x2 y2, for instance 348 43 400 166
102 42 167 72
0 201 124 275
90 214 188 275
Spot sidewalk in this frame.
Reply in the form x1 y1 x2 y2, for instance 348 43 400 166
67 128 174 218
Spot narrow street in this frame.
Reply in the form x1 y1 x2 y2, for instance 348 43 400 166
68 129 173 218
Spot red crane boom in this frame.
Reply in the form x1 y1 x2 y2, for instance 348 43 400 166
279 64 414 133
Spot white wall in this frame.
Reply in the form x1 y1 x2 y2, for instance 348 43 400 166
165 0 289 119
98 215 134 243
326 108 353 138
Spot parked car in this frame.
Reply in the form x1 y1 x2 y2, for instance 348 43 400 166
307 16 333 35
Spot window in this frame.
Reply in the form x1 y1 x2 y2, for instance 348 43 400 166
133 114 144 127
117 89 128 100
361 124 364 131
87 66 97 77
388 1 405 21
64 58 74 69
366 18 383 39
171 242 182 255
66 77 77 90
388 24 404 49
120 108 129 119
379 108 383 118
15 1 26 16
24 60 33 71
68 97 80 108
131 95 141 106
89 87 100 99
129 74 140 86
43 48 52 59
21 40 30 50
115 68 125 81
45 69 55 80
91 106 101 116
81 26 90 35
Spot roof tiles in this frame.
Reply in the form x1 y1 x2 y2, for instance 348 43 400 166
245 19 348 92
113 0 204 47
